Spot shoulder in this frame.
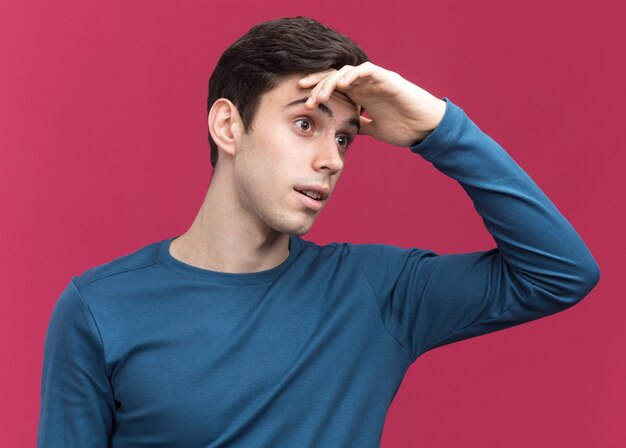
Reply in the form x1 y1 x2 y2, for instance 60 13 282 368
71 238 165 294
297 236 431 267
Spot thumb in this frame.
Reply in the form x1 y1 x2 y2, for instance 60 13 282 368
358 116 374 136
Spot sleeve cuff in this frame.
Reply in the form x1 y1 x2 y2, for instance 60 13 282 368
408 97 465 162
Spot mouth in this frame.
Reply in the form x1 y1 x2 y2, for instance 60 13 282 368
293 185 330 201
294 188 324 211
295 189 323 200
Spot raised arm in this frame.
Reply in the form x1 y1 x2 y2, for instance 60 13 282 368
300 63 600 362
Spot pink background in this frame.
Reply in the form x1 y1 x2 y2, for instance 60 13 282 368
1 1 624 446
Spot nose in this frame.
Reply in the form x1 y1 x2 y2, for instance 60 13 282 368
313 134 344 174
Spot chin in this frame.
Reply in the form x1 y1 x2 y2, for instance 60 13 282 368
284 224 313 237
276 219 315 237
290 227 312 237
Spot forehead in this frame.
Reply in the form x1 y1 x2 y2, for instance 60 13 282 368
262 74 361 115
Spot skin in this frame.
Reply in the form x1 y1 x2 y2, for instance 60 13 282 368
170 62 447 274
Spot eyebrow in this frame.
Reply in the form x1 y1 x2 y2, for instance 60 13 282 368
283 97 361 133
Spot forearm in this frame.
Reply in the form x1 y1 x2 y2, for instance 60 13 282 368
411 98 600 305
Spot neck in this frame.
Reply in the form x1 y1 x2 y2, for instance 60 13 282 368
169 167 290 274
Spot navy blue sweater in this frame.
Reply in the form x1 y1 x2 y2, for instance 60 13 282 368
38 98 600 447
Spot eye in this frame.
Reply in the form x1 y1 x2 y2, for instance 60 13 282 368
336 134 353 150
294 118 313 133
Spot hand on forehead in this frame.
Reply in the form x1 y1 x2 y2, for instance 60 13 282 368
297 69 363 112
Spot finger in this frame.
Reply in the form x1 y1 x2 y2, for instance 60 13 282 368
306 62 378 109
304 71 336 108
358 116 374 136
312 65 356 103
305 66 357 109
298 70 334 88
336 61 378 90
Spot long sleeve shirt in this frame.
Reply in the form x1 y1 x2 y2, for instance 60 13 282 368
37 97 600 447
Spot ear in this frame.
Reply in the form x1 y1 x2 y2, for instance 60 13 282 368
208 98 243 159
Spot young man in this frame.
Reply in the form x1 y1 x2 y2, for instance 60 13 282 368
38 16 600 447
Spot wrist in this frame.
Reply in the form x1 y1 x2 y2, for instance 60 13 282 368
412 98 447 144
424 98 447 132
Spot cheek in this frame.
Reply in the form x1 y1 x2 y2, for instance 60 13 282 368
254 131 301 173
236 145 284 201
238 121 305 190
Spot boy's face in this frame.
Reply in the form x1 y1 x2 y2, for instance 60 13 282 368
233 73 361 237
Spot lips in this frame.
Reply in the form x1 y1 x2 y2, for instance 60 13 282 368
293 185 330 201
294 188 324 211
295 189 322 201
